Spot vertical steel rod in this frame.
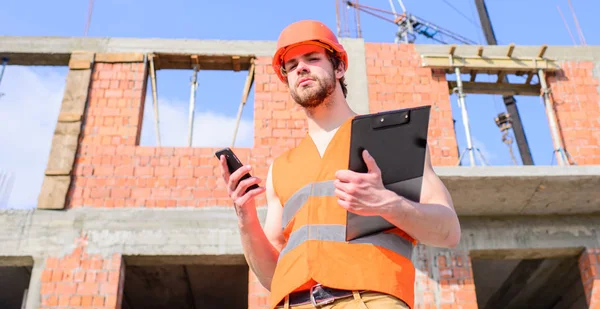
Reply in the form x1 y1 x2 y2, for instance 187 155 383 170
187 66 199 147
538 69 568 165
455 67 476 166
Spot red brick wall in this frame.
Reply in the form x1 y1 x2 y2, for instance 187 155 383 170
40 234 123 309
364 43 458 166
413 248 478 309
579 248 600 308
547 61 600 165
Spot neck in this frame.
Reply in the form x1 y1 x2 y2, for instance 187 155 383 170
304 89 357 135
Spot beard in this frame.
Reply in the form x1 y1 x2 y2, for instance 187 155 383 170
289 70 336 109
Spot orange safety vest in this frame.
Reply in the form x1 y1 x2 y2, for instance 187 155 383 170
269 117 417 309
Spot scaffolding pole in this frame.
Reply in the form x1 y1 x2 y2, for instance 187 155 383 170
188 59 200 147
0 58 7 87
454 66 477 166
148 54 161 146
538 69 570 166
232 60 255 148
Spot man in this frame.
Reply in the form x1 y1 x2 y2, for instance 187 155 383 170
219 20 461 309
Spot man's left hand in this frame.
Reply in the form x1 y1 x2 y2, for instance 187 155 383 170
334 149 400 217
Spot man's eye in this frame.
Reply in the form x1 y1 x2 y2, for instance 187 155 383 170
310 57 319 61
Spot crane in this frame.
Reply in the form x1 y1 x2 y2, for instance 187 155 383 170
336 0 477 45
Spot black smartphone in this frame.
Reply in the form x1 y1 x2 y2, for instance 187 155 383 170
214 147 259 194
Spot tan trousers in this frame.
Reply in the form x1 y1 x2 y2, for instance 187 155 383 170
280 291 410 309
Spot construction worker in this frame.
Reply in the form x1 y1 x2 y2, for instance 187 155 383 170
219 20 461 309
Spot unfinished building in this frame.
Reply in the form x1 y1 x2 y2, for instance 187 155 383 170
0 35 599 309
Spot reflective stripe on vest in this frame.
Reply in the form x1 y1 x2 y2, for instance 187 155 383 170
279 180 414 262
282 180 335 230
278 224 414 262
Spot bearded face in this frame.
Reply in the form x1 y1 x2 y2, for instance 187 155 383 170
289 65 336 109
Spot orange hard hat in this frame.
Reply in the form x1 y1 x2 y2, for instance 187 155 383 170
272 20 348 83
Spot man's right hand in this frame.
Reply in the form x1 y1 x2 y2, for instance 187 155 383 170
219 155 266 215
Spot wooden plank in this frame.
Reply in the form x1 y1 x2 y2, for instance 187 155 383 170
447 81 541 96
421 54 561 73
152 53 254 71
95 52 144 63
37 176 71 209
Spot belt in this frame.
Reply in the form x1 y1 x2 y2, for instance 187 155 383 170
277 284 364 308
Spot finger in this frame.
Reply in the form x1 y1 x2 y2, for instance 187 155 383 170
334 179 356 195
228 165 253 192
235 186 266 206
219 155 230 182
363 150 381 175
334 188 354 203
233 176 262 199
335 169 361 183
337 198 351 210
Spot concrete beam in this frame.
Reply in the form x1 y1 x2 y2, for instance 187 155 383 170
3 37 600 67
457 214 600 257
0 207 267 259
0 36 278 66
1 206 599 259
435 165 600 215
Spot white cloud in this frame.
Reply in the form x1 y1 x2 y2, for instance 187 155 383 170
0 66 254 210
0 65 66 209
139 96 254 148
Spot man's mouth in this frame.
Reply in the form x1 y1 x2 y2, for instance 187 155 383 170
298 77 313 87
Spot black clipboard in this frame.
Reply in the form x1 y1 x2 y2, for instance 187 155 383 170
346 105 431 241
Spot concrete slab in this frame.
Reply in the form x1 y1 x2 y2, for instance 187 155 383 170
435 165 600 215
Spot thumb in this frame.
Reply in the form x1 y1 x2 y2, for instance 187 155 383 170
363 150 380 175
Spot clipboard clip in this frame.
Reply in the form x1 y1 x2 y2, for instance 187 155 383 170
371 110 410 130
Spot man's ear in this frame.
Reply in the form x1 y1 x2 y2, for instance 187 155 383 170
335 63 345 79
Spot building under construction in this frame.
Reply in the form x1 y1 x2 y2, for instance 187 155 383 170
0 1 599 309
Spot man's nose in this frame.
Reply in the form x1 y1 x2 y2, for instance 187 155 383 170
296 60 310 73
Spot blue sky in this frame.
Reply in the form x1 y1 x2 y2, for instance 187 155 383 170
0 0 598 208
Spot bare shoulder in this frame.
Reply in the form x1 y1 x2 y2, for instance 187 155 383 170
262 162 285 252
420 145 455 211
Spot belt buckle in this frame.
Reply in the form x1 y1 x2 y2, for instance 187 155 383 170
309 284 335 307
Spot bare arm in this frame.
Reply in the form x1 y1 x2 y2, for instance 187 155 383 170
382 146 461 248
233 162 285 290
